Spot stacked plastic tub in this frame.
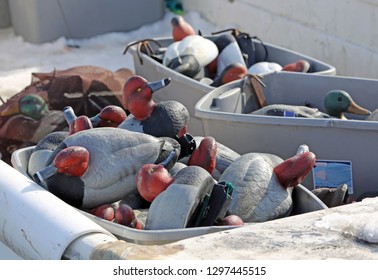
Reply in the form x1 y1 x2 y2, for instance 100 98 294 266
194 72 378 201
6 145 326 253
127 35 336 136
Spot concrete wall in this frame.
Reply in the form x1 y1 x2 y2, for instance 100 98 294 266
0 0 11 28
183 0 378 79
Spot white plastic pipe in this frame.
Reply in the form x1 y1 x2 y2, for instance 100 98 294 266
0 160 117 260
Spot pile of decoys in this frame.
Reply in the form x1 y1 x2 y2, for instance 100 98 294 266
15 16 367 233
123 16 314 89
24 73 335 232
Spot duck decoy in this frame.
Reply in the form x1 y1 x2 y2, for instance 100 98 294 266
248 61 282 75
210 62 248 87
219 149 316 222
0 94 67 143
113 202 139 228
211 28 269 68
250 89 371 119
171 16 196 42
89 203 115 221
63 106 93 135
218 214 244 226
136 149 178 202
89 105 127 127
324 89 371 119
209 33 248 86
187 136 217 174
64 105 127 134
33 127 181 209
118 75 190 139
250 103 331 118
163 35 219 79
89 201 143 229
282 59 311 73
145 165 215 230
0 94 67 164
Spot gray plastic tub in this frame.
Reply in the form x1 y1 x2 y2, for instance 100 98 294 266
129 36 336 136
10 145 326 245
195 72 378 200
8 0 164 43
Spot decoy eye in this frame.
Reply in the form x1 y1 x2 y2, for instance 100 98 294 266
338 97 342 101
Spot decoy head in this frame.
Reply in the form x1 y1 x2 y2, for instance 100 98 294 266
282 60 311 73
187 136 217 174
122 75 171 120
171 16 196 41
0 94 49 120
90 105 127 127
324 90 371 119
273 151 316 188
63 106 93 135
34 145 89 183
211 63 248 87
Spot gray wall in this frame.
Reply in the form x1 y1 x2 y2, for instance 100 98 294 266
0 0 11 28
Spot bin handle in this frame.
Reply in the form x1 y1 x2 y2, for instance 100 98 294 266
123 39 162 65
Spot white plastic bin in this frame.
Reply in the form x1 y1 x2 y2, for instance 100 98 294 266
195 72 378 200
9 145 326 245
129 36 336 136
8 0 165 43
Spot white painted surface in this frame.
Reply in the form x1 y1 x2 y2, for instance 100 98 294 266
0 241 22 260
183 0 378 79
0 160 116 260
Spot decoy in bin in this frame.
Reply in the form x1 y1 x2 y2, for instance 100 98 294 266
163 34 219 80
32 127 181 209
118 75 190 139
144 165 216 230
250 89 371 119
0 94 67 150
219 146 317 222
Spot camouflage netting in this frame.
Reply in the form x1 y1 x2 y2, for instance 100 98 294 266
0 65 133 165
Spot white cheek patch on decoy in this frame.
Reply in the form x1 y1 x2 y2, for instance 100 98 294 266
220 153 293 223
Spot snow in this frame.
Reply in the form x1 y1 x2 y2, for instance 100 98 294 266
314 201 378 243
0 11 219 101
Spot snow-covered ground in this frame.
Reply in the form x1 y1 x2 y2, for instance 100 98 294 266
0 11 219 101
